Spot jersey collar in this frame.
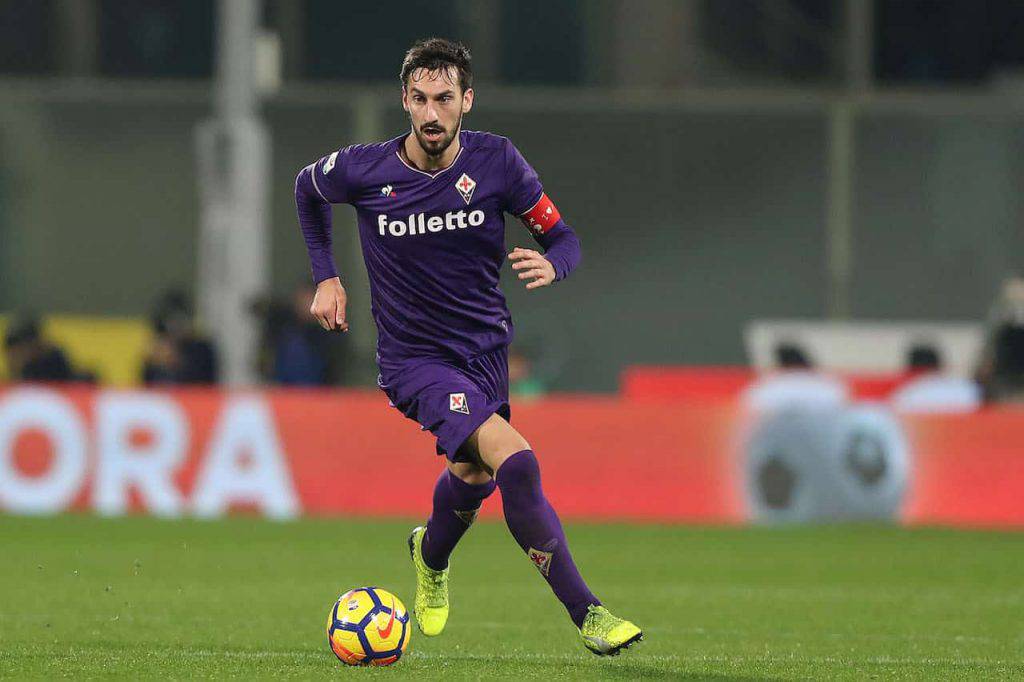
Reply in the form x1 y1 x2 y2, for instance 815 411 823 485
395 132 465 179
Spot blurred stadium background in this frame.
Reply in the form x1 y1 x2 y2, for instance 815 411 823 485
3 1 1024 678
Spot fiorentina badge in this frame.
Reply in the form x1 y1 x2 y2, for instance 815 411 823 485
449 392 470 414
527 547 553 577
455 173 476 204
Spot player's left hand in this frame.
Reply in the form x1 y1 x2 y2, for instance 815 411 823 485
508 247 555 290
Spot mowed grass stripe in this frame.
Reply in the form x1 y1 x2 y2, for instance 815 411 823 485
2 515 1023 679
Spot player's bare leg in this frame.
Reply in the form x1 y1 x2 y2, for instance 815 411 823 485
465 414 643 655
409 459 494 636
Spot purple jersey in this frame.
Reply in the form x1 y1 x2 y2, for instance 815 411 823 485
300 130 563 364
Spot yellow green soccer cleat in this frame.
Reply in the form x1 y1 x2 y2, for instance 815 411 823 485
407 526 449 636
579 605 643 656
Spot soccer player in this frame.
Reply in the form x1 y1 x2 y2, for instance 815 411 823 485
294 38 642 656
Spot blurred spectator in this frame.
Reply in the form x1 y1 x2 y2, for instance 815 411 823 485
890 344 980 413
142 290 218 385
253 284 334 386
509 345 546 399
742 342 847 413
976 277 1024 403
3 316 78 382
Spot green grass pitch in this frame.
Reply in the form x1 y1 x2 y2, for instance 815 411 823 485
2 515 1022 679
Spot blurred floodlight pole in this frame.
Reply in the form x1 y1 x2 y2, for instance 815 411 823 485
341 94 383 385
612 0 698 87
196 0 270 385
826 0 873 319
455 0 498 81
826 104 853 320
845 0 873 90
54 0 98 76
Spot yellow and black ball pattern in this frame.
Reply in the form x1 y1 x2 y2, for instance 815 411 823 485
326 587 411 666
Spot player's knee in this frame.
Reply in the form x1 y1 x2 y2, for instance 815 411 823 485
447 460 492 485
490 415 530 453
471 414 530 472
503 429 531 456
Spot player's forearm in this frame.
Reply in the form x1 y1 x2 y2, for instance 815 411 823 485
294 165 339 284
533 222 581 281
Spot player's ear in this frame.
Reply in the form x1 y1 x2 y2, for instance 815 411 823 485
401 86 409 112
462 87 474 114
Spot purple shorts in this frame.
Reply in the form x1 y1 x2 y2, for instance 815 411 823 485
377 347 510 462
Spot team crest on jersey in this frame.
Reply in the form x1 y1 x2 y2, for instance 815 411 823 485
323 151 338 175
527 547 553 577
449 392 470 414
453 509 478 526
380 184 396 197
455 173 476 204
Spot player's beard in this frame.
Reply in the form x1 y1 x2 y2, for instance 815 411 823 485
412 110 462 159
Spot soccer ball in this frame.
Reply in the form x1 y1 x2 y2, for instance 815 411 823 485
326 587 411 666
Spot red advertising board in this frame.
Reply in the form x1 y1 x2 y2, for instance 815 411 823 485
1 386 1022 526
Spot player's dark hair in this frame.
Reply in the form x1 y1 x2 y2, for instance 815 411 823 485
400 38 473 93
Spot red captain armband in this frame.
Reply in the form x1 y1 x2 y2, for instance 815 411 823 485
518 193 561 235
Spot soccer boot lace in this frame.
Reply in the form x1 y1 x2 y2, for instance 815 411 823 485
407 525 449 636
579 604 643 656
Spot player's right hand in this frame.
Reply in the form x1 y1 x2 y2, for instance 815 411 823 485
310 277 349 332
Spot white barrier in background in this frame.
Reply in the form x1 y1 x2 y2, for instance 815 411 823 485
746 320 984 375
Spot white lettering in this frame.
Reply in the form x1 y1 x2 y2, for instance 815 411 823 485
0 388 87 514
191 397 300 520
95 393 187 517
376 210 488 237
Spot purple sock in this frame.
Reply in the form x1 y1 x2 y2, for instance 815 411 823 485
496 450 600 628
421 469 496 571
